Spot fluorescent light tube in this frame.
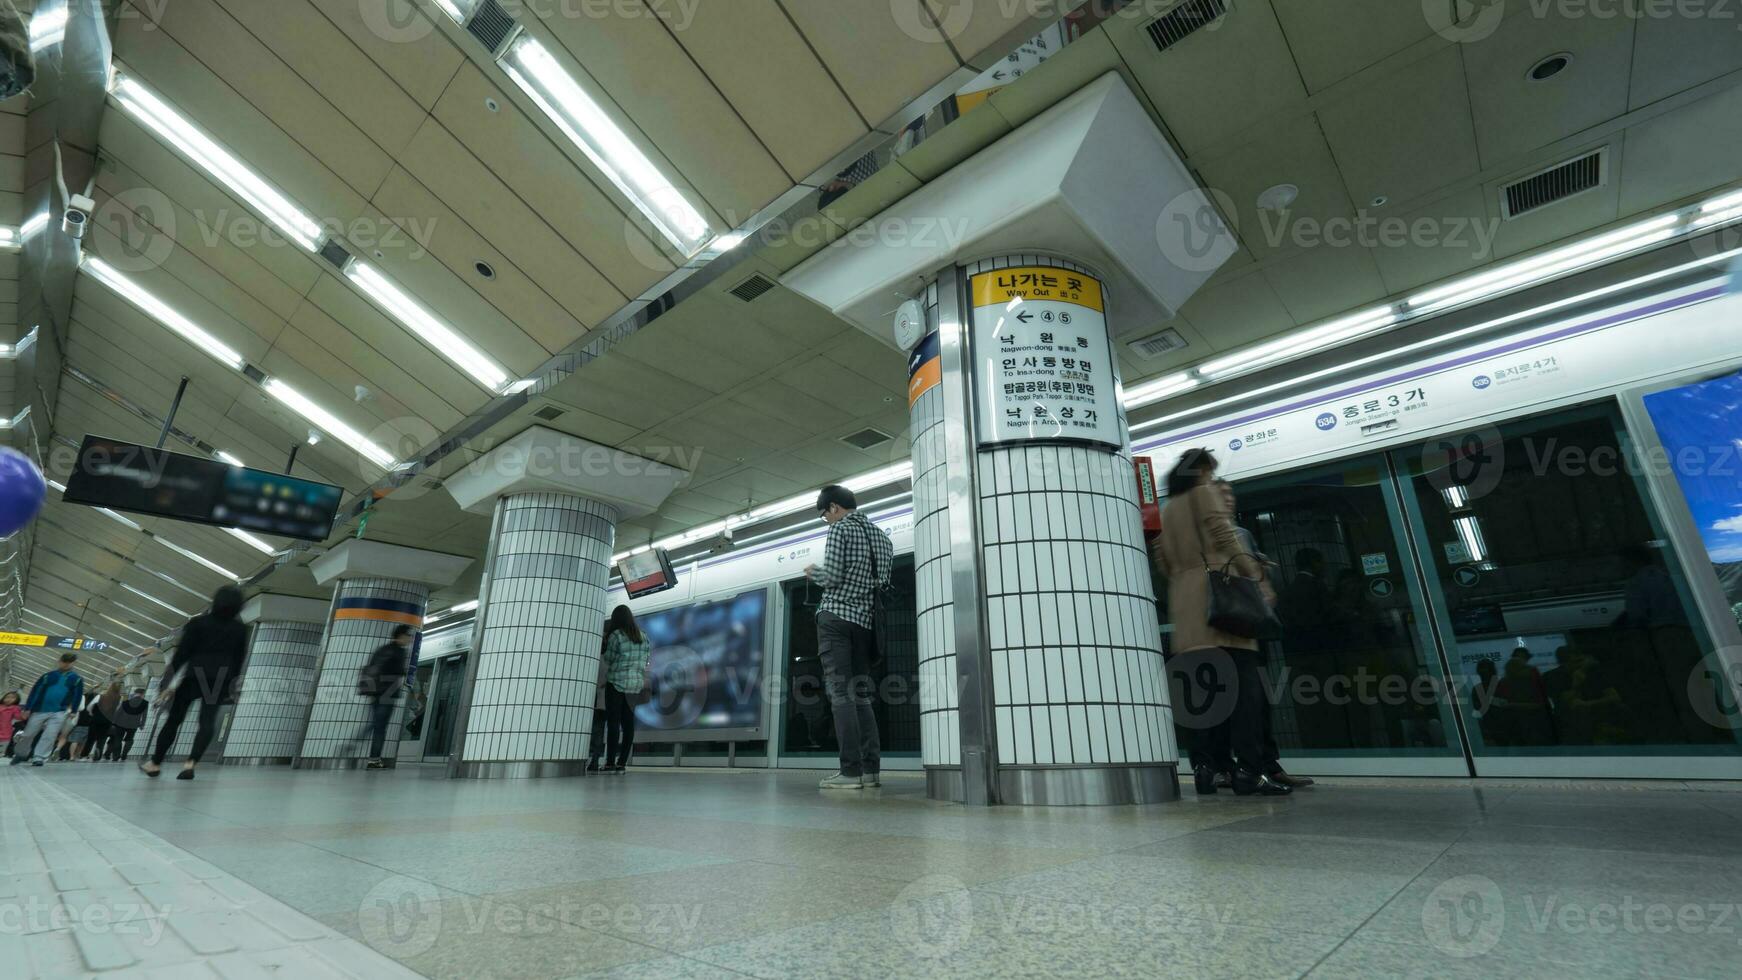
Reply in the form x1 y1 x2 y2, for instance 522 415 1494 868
23 608 74 632
99 613 157 642
432 0 476 23
153 536 241 580
29 7 67 52
215 451 245 467
500 36 712 256
347 262 510 392
118 583 193 619
263 378 396 469
111 602 173 632
19 212 49 239
110 73 325 252
225 528 277 555
83 257 246 369
1124 372 1200 409
1198 308 1397 379
97 508 144 532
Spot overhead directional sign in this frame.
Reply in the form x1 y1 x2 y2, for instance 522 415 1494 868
0 631 109 652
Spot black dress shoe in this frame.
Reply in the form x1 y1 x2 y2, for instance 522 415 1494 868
1231 769 1293 796
1270 769 1315 788
1215 771 1233 789
1192 764 1218 795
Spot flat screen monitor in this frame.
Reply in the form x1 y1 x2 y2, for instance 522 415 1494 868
616 548 678 598
62 435 344 542
633 587 767 740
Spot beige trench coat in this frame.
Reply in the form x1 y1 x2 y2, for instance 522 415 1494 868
1150 483 1265 653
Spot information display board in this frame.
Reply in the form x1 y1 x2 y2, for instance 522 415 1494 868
970 266 1121 448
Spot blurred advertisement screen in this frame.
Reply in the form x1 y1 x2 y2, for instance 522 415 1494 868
634 588 767 737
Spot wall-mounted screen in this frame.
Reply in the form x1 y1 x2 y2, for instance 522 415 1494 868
616 548 678 598
62 435 343 542
633 587 767 740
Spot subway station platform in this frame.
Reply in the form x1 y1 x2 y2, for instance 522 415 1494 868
5 764 1742 979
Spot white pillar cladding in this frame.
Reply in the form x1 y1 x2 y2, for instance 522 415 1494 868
910 277 961 776
294 540 471 770
221 595 330 766
444 427 687 778
901 256 1178 806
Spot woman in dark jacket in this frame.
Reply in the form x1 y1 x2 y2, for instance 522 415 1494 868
141 585 248 780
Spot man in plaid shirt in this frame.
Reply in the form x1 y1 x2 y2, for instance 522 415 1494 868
805 484 893 789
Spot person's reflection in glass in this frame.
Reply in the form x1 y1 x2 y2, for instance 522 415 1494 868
1495 647 1557 745
1275 549 1336 748
1471 658 1501 746
1613 544 1709 743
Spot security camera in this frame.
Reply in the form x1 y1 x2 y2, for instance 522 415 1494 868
63 194 94 240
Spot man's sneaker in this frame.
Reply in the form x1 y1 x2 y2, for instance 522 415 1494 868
365 759 388 770
862 772 881 787
818 772 863 789
30 760 44 766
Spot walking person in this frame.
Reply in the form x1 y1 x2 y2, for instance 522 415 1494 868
141 586 248 780
105 688 150 760
1 690 24 759
10 653 85 767
83 671 124 762
804 484 894 790
1152 451 1290 797
597 605 651 774
350 624 413 770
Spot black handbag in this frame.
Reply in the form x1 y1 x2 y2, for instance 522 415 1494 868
1192 492 1280 640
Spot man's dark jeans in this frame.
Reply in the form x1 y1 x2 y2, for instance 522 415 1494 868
816 611 880 778
367 698 396 759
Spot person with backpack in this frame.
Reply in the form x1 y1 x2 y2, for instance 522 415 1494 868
11 653 84 767
141 586 248 779
351 624 413 770
804 484 894 790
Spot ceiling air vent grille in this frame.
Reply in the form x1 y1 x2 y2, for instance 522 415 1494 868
841 427 893 451
466 0 519 55
532 405 565 422
1501 149 1605 219
1127 328 1190 359
1145 0 1228 52
728 274 777 303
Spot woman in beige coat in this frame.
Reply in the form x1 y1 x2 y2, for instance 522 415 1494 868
1152 449 1290 796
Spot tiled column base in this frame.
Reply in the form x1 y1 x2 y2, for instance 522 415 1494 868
296 579 429 769
224 621 324 765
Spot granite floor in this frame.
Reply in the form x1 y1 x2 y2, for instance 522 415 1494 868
10 761 1742 979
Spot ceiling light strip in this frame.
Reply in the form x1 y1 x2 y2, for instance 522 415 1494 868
109 72 324 251
83 258 245 368
346 262 510 391
499 35 713 256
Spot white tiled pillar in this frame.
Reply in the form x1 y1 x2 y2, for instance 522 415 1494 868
222 596 332 765
443 427 688 778
293 541 471 770
906 256 1177 805
455 494 616 774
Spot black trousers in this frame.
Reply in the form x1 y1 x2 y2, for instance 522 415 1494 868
152 684 223 765
604 685 636 767
86 716 112 757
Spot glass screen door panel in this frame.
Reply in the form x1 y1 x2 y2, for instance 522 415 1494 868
1397 403 1739 763
1217 455 1464 762
423 654 467 760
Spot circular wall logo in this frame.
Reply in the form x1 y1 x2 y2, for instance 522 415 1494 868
889 875 974 960
358 0 437 44
1315 412 1338 431
93 187 177 273
1421 875 1505 958
1228 438 1243 451
1156 187 1239 274
1472 375 1492 390
357 875 443 958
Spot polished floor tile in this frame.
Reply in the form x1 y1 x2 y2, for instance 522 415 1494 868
23 763 1742 979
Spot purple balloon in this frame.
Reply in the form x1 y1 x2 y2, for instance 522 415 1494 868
0 446 46 536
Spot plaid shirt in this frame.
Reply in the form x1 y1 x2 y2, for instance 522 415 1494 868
604 631 651 694
816 511 894 629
